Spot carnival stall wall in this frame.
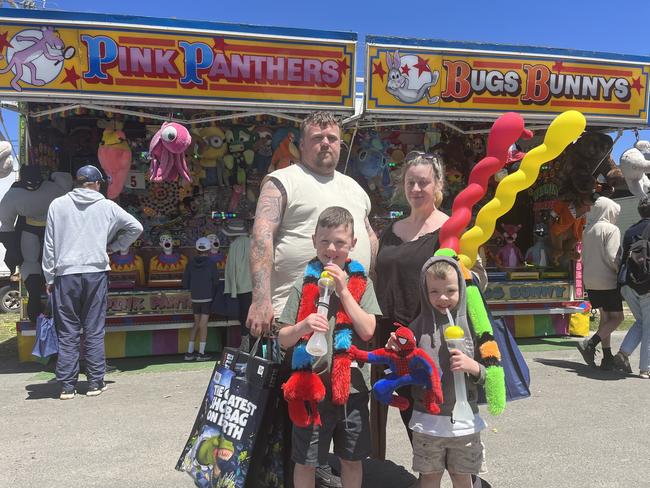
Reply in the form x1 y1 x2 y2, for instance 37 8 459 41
13 107 312 361
0 8 357 361
344 119 628 338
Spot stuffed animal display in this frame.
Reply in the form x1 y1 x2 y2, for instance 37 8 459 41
193 125 227 186
556 132 623 207
0 141 15 179
619 140 650 197
349 326 443 413
496 223 524 269
549 201 587 266
149 122 192 182
0 167 73 321
268 131 300 173
525 222 550 267
223 127 255 185
97 119 132 199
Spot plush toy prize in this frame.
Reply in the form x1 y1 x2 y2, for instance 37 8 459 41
282 258 366 427
149 122 192 182
97 119 132 199
349 325 443 414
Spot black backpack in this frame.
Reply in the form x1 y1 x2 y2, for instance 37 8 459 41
624 222 650 292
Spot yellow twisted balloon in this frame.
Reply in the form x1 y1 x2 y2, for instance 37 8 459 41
458 110 586 268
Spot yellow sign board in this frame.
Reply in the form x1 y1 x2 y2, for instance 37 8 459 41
0 13 356 110
484 281 571 303
367 38 650 124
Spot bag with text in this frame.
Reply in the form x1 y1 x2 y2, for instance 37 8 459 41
176 337 282 488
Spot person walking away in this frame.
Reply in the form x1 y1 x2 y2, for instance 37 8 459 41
577 196 623 370
183 237 220 361
615 196 650 378
42 165 143 400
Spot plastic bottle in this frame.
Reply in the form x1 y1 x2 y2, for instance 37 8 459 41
305 270 335 356
443 324 475 422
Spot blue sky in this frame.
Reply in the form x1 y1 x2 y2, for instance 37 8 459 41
2 0 650 165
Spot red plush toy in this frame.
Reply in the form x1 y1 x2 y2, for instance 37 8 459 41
349 326 443 414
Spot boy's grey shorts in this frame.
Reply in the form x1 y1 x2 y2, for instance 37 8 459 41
292 392 370 467
412 431 484 475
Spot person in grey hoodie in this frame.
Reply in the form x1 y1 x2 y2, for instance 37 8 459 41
42 165 143 400
388 255 486 488
577 196 623 371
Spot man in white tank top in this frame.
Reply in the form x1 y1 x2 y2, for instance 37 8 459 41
247 112 378 337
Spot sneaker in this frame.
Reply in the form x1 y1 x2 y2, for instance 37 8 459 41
576 339 597 367
184 352 196 361
600 356 615 371
195 353 212 362
59 387 76 400
315 465 342 488
613 352 633 374
640 371 650 379
86 382 108 397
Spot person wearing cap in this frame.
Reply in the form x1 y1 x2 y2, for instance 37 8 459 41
42 165 143 400
182 236 220 361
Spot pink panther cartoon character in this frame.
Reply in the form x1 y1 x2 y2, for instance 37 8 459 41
0 26 74 92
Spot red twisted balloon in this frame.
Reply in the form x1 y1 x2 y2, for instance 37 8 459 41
438 112 532 252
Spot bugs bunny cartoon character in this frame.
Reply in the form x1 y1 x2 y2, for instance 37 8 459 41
385 50 439 104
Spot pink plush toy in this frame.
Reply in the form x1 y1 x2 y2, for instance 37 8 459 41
496 223 524 269
97 120 132 199
149 122 192 182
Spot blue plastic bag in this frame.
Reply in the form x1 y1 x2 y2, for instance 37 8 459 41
32 313 58 359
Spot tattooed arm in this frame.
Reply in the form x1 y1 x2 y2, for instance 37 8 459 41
247 177 286 337
365 215 379 280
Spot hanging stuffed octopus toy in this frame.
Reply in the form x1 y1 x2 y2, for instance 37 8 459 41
149 122 192 182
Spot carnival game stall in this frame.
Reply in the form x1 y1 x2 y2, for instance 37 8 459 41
353 35 650 338
0 8 356 361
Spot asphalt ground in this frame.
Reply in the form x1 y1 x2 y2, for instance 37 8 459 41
0 331 648 488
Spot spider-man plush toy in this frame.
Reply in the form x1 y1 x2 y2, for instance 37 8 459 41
350 326 443 414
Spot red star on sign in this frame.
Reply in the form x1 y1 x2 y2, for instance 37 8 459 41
0 31 11 51
552 61 564 72
373 61 386 81
401 64 410 76
631 76 644 95
212 37 228 52
61 66 81 88
413 56 431 76
336 58 350 75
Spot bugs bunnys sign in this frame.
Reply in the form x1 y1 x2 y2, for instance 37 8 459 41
366 36 650 125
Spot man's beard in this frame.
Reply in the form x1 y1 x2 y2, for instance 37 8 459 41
312 152 338 171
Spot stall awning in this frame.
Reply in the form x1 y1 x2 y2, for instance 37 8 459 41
0 9 357 113
365 35 650 128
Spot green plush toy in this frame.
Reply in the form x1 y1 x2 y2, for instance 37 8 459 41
435 248 506 415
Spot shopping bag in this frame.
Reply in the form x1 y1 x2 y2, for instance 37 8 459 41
31 305 58 359
176 337 282 488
